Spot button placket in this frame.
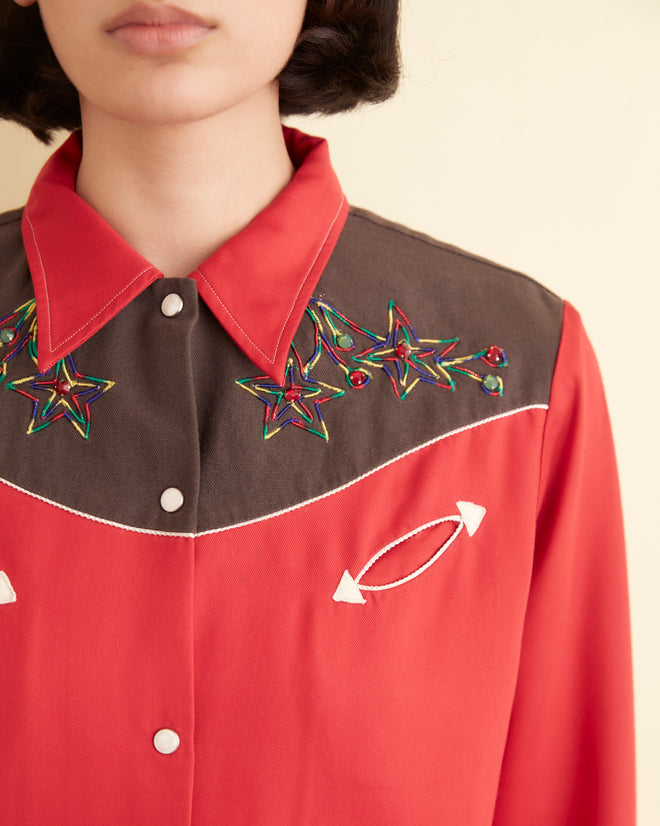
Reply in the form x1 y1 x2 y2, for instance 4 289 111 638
157 290 189 522
140 281 195 800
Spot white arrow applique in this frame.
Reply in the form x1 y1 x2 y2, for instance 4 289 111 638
333 501 486 605
0 570 17 604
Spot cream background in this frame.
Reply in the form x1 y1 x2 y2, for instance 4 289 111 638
1 0 658 821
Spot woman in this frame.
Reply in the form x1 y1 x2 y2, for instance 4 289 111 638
0 1 635 823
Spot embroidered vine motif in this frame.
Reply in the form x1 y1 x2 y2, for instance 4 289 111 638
0 299 114 440
0 298 37 380
237 298 508 441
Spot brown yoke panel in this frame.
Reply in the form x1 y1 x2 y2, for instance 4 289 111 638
0 207 563 532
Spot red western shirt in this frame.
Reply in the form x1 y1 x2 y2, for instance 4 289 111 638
0 126 635 824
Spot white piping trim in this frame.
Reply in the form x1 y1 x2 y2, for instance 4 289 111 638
198 404 547 536
0 404 547 538
0 476 196 539
358 515 463 590
333 500 486 604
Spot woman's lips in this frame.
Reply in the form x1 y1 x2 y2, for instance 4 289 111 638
109 22 214 55
106 4 216 55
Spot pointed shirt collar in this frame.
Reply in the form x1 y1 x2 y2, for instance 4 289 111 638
22 126 348 383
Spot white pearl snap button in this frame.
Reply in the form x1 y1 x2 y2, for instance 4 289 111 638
153 728 180 755
161 293 184 317
160 487 184 513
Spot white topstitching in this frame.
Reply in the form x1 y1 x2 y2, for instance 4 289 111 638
26 208 158 353
194 195 346 365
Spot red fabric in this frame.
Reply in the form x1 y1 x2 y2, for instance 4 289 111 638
22 127 348 382
2 122 635 822
0 307 634 824
492 303 636 824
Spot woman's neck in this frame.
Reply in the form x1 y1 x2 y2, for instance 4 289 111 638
75 86 294 278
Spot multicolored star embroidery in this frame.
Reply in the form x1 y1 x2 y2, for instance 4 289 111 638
7 354 114 440
353 301 459 399
304 299 381 390
236 346 344 441
238 297 509 441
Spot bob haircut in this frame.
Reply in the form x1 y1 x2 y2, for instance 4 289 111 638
0 0 401 144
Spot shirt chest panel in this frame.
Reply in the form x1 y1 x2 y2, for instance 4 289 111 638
0 408 544 824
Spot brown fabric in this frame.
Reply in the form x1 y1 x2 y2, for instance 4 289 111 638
0 206 564 531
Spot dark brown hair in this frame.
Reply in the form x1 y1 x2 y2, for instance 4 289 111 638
0 0 401 144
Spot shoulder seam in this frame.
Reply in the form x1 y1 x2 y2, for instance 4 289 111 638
348 206 561 300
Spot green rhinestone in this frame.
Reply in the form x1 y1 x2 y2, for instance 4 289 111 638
483 375 501 393
0 328 15 345
335 333 355 350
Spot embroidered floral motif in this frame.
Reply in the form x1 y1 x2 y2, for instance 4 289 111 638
237 297 509 441
0 299 114 440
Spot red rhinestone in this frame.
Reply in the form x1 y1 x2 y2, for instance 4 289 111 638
55 380 71 395
485 346 504 366
396 341 412 359
284 387 301 402
349 370 368 387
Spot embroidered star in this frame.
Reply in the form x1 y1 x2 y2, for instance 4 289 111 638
7 354 115 440
236 349 344 441
308 298 382 356
353 301 458 399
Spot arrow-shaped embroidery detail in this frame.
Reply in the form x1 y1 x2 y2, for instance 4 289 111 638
0 570 17 604
332 501 486 605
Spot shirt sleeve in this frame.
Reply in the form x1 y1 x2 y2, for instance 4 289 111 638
491 301 636 825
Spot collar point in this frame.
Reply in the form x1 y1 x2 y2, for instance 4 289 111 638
36 346 57 374
254 357 288 389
